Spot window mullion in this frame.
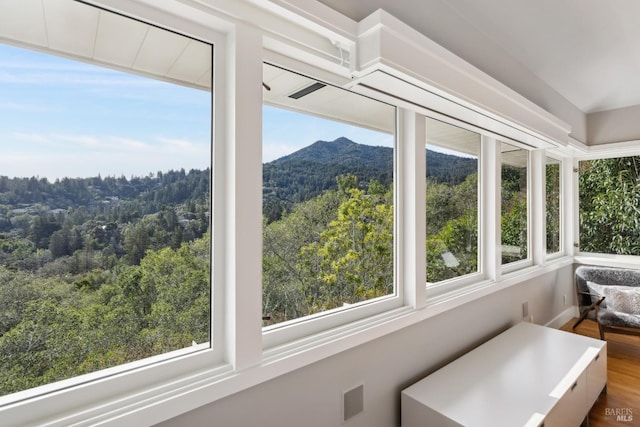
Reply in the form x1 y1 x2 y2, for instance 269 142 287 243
481 136 500 281
224 23 263 370
399 109 426 308
530 149 545 265
568 158 579 256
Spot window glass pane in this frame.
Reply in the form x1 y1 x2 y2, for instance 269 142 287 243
501 142 528 264
546 158 561 254
0 2 211 396
425 118 479 283
262 64 395 326
579 156 640 254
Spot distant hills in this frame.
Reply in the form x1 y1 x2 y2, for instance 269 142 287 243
262 137 477 221
277 136 394 171
0 169 210 231
0 136 476 226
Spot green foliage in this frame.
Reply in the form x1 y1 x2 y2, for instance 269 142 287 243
0 168 211 397
262 176 393 324
0 169 209 215
426 150 478 186
262 189 343 322
300 186 394 310
142 237 210 349
546 163 561 253
426 173 478 282
0 236 210 396
579 157 640 254
501 165 528 263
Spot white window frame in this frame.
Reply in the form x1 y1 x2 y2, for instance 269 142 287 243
499 139 533 274
259 56 405 349
424 116 483 290
544 154 565 260
419 110 538 297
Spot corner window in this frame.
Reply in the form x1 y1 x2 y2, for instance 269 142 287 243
425 118 480 283
262 63 396 327
545 157 561 255
0 1 212 397
501 142 529 265
579 156 640 254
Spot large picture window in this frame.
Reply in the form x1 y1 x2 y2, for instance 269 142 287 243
425 118 480 283
262 64 396 326
0 1 211 397
579 156 640 254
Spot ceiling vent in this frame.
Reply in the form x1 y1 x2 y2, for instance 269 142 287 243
288 82 326 99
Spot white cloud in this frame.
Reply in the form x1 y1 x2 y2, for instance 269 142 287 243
110 136 152 151
155 136 207 153
262 141 304 162
11 132 108 150
54 134 104 148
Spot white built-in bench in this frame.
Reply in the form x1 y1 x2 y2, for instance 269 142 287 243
402 322 607 427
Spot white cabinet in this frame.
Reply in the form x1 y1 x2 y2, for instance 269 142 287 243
587 345 607 409
544 371 587 427
401 323 606 427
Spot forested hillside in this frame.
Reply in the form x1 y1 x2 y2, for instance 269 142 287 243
262 137 476 222
0 169 210 395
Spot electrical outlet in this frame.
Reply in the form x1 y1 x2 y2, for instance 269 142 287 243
343 384 364 422
563 295 567 306
522 301 529 318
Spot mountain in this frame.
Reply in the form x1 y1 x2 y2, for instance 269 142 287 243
277 137 393 171
262 137 477 222
425 149 477 185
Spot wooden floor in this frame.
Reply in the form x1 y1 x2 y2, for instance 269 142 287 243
561 319 640 427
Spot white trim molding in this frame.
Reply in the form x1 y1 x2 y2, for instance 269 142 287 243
351 10 571 149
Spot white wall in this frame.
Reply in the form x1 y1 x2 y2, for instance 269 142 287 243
417 8 588 144
587 105 640 145
157 265 574 427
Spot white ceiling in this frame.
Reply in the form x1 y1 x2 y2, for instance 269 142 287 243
317 0 640 114
0 0 212 90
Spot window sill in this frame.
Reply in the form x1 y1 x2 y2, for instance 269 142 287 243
424 256 572 318
575 253 640 269
262 294 403 349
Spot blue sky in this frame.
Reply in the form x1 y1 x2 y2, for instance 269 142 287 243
262 105 394 163
0 43 394 180
0 43 211 180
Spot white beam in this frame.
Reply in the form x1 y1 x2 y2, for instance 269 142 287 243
531 150 545 265
399 109 426 308
482 136 500 281
224 22 263 370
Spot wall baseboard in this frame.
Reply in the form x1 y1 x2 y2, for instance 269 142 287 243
546 306 579 329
